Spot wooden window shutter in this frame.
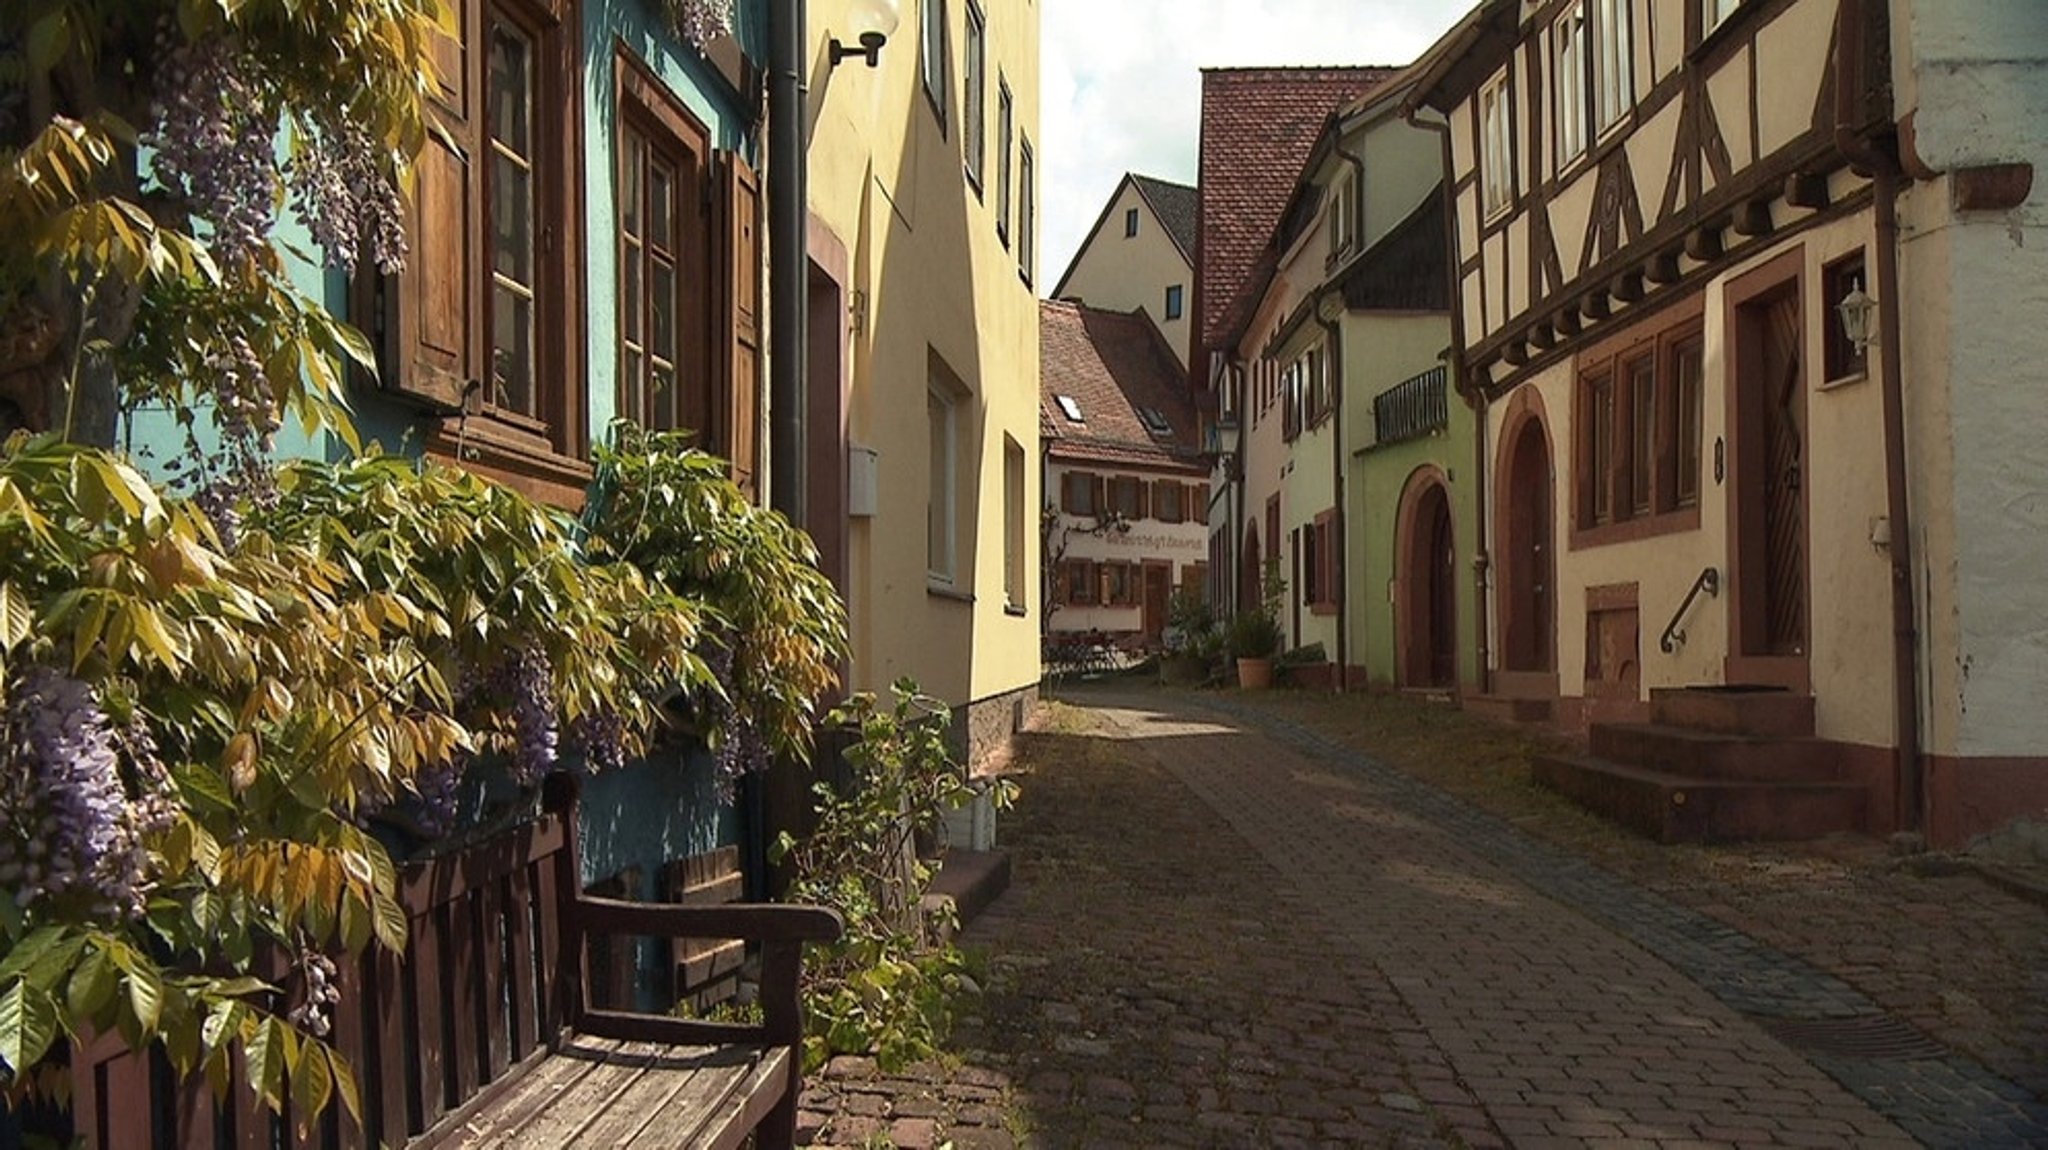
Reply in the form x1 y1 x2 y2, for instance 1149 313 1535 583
719 151 763 498
1092 475 1106 514
370 0 481 412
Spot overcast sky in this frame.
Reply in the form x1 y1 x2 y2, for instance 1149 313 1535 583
1040 0 1474 288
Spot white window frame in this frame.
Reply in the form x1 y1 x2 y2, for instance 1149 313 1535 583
927 384 957 585
1594 0 1632 133
921 0 949 128
963 0 984 187
1479 68 1514 218
1328 169 1356 257
1704 0 1741 36
1554 1 1587 168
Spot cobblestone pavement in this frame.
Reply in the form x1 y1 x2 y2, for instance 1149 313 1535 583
798 687 2048 1147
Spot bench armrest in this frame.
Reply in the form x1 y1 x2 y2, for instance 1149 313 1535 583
570 895 843 944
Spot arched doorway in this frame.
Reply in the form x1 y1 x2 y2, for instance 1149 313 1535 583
1500 415 1555 673
1397 473 1458 689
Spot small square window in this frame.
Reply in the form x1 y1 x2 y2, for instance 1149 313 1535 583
1165 284 1184 320
1125 208 1139 237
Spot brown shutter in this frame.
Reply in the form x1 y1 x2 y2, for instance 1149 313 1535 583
1061 472 1079 513
1092 475 1106 515
719 151 763 499
371 0 480 412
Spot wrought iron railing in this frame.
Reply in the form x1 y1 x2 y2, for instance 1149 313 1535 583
1371 365 1449 447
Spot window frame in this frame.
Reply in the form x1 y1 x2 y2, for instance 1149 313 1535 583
1064 558 1098 606
1154 478 1185 524
1109 475 1147 521
927 383 958 585
1327 169 1356 260
1062 469 1099 516
1004 435 1025 610
1479 68 1515 219
1553 1 1588 170
1822 250 1870 384
1704 0 1742 37
921 0 950 131
1593 0 1633 135
1124 207 1139 237
1165 283 1184 320
1570 298 1707 549
1018 135 1035 285
962 0 985 191
995 78 1013 246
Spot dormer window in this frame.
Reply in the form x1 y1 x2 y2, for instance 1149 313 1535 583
1056 394 1084 422
1138 407 1173 438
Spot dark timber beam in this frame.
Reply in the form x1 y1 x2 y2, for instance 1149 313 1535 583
1684 224 1724 261
1734 199 1774 237
1646 250 1682 285
1785 172 1830 209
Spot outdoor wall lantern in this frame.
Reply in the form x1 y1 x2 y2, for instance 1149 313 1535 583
1836 276 1877 353
830 0 900 68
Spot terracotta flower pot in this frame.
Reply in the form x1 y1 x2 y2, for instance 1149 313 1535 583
1236 656 1274 690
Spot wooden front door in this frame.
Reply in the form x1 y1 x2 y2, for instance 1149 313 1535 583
1426 489 1458 687
1731 279 1809 678
1142 563 1172 642
1503 419 1555 672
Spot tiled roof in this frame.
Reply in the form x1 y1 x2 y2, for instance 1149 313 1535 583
1196 66 1398 363
1130 174 1199 264
1040 300 1207 472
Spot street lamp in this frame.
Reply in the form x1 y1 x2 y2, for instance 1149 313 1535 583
1836 276 1877 353
830 0 901 67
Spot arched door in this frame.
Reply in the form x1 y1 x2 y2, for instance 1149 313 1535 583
1502 419 1555 673
1398 479 1458 689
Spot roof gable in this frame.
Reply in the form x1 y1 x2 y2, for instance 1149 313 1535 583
1039 300 1206 470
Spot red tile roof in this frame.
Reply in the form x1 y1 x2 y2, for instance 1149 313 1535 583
1195 66 1398 369
1040 300 1207 473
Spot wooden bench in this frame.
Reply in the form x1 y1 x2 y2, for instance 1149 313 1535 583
68 775 842 1149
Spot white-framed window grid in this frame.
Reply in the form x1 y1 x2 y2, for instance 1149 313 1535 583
1554 1 1587 168
1705 0 1741 36
1479 68 1514 217
1594 0 1632 132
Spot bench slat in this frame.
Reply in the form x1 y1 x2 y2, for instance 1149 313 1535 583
633 1046 792 1150
553 1044 760 1146
460 1039 665 1148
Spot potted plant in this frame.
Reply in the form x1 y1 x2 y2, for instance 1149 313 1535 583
1160 585 1219 686
1228 561 1287 689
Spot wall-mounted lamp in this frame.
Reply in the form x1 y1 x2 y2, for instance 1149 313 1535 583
1836 276 1877 353
830 0 901 68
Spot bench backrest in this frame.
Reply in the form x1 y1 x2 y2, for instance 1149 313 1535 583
69 812 575 1149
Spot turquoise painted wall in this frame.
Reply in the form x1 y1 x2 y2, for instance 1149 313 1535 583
120 3 769 930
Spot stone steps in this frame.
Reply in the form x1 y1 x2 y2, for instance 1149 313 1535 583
1533 753 1870 843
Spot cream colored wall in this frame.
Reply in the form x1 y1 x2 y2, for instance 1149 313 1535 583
807 0 1040 711
1359 116 1443 249
1056 183 1192 366
1483 215 1895 746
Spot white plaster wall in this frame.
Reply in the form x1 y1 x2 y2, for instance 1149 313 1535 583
1894 0 2048 759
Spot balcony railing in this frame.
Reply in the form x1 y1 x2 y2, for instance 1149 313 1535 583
1371 365 1449 447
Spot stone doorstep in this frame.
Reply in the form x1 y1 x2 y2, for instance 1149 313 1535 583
923 848 1012 937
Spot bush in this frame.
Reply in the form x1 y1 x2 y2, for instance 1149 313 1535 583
772 682 1015 1072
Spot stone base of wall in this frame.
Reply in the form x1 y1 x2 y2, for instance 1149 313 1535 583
953 682 1039 772
1927 754 2048 849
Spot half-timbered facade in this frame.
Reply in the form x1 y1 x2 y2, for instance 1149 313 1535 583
1414 0 2048 845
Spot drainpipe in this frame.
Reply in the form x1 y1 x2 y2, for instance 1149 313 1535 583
1320 303 1347 692
768 0 808 525
1834 0 1923 834
1404 104 1489 694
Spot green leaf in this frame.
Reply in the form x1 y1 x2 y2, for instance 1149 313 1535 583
292 1038 334 1121
328 1046 363 1122
121 953 164 1031
0 981 59 1075
0 582 32 649
370 889 408 952
66 946 118 1020
246 1016 288 1107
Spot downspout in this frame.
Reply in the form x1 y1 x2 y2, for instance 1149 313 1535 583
754 0 807 898
1405 104 1489 693
768 0 808 525
1320 303 1347 692
1835 0 1923 834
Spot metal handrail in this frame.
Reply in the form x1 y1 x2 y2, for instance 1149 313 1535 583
1660 566 1720 653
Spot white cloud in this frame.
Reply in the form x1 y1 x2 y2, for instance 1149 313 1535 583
1039 0 1473 289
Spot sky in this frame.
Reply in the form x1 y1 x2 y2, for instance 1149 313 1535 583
1039 0 1475 289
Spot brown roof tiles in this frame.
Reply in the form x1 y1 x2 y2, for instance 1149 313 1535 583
1040 299 1207 472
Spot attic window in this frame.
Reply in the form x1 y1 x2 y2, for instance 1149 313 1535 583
1139 407 1173 437
1056 395 1084 422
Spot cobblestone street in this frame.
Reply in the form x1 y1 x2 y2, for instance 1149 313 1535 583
798 687 2048 1148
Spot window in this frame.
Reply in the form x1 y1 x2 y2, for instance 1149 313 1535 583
385 0 583 489
921 0 949 128
1311 512 1338 612
1328 170 1356 257
1154 479 1185 524
1479 69 1514 217
1554 2 1587 167
1102 562 1134 607
1138 407 1173 438
1055 394 1083 422
927 383 956 583
1018 137 1035 284
1004 435 1025 609
963 1 985 189
1109 475 1147 520
1301 524 1320 606
1594 0 1632 132
1704 0 1741 35
995 79 1012 245
1061 470 1098 515
1308 344 1331 427
616 55 731 456
1125 207 1139 237
1165 284 1184 320
1823 251 1870 382
1063 559 1097 605
1574 309 1707 540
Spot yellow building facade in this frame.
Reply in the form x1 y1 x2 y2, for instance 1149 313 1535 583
806 0 1042 763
